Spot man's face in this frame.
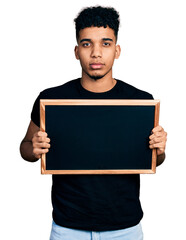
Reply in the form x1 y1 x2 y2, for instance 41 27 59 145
75 26 121 80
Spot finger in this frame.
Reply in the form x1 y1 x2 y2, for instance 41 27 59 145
33 148 49 157
149 131 167 141
151 126 164 134
34 131 48 137
33 132 48 143
45 137 51 143
33 142 51 149
149 134 167 144
149 142 165 150
34 137 50 143
38 131 48 137
34 136 49 143
149 132 162 139
149 137 161 145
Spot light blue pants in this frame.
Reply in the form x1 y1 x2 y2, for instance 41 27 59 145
50 220 143 240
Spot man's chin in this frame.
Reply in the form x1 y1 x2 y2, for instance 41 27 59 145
90 75 104 80
83 68 111 81
87 73 105 81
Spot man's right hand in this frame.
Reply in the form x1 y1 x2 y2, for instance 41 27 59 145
20 120 51 162
32 131 51 159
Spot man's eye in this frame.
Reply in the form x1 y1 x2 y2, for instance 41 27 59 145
103 42 110 46
83 43 90 47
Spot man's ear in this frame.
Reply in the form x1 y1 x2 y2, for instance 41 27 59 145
74 46 80 60
115 45 121 59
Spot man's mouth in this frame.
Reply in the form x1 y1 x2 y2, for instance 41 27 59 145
90 63 105 69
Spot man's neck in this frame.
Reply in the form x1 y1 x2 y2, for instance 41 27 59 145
80 73 117 93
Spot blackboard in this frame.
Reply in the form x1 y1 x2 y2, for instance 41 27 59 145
40 99 160 174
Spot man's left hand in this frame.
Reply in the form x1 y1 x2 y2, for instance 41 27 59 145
149 125 167 155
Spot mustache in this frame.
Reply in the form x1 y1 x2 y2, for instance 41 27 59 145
89 62 105 65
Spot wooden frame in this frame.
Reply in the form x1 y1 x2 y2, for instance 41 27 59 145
40 99 160 174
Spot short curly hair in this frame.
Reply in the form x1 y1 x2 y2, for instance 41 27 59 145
74 6 120 42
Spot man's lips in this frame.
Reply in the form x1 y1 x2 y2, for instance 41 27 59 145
90 63 105 69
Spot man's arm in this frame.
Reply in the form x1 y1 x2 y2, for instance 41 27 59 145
20 120 50 162
156 152 166 166
149 125 167 167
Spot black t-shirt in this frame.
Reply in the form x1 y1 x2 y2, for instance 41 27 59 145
31 78 153 231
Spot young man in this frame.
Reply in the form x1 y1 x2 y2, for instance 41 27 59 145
20 6 167 240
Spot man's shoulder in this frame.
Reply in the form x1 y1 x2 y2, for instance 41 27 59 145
39 78 79 98
117 79 153 99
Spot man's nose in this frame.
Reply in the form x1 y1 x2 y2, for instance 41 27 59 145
91 45 102 58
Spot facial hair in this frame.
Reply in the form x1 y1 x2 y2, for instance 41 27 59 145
83 66 112 81
86 73 105 81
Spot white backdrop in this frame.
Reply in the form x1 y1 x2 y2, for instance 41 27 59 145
0 0 185 239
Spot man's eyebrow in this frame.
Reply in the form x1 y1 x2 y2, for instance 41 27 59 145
80 38 114 43
102 38 113 42
80 38 91 43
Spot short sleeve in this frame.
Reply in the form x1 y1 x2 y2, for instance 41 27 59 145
134 90 154 100
149 94 154 100
142 92 154 100
31 92 42 127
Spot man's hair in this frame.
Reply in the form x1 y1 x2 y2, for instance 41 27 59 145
74 6 120 42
